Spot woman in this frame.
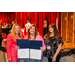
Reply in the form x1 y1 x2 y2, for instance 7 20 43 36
17 24 46 62
0 24 7 49
0 24 7 61
25 24 46 62
44 23 63 62
8 22 12 29
6 24 23 62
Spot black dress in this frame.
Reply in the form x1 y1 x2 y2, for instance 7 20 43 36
44 35 63 62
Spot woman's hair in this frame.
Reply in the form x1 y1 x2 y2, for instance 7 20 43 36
11 24 22 40
28 24 38 39
47 23 59 38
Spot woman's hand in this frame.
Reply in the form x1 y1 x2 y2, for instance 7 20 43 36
16 46 20 50
8 58 11 62
2 39 7 42
52 43 62 62
40 47 46 51
52 56 56 62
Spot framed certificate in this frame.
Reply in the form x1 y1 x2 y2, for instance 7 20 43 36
17 39 29 59
17 48 29 59
29 40 43 61
17 39 43 60
30 49 42 60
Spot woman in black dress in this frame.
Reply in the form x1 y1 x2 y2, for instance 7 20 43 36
44 23 63 62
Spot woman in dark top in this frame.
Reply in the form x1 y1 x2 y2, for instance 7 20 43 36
44 23 63 62
0 25 7 50
0 34 3 49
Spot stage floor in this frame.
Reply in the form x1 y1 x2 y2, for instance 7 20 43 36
0 43 75 62
0 51 74 62
62 43 75 49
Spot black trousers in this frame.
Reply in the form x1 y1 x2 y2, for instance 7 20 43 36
48 55 61 62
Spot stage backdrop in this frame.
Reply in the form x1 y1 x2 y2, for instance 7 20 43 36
0 12 61 37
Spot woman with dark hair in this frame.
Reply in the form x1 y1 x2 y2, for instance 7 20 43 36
44 23 63 62
16 24 46 62
25 24 46 62
0 25 7 61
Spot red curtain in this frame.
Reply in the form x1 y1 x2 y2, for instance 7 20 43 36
38 12 43 36
0 12 61 36
24 12 27 27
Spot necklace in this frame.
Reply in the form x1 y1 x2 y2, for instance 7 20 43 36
50 33 54 37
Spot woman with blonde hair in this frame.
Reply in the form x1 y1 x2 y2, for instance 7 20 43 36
6 24 23 62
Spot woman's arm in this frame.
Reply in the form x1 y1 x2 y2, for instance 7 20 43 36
38 35 46 51
6 34 12 61
52 35 63 62
52 43 62 62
